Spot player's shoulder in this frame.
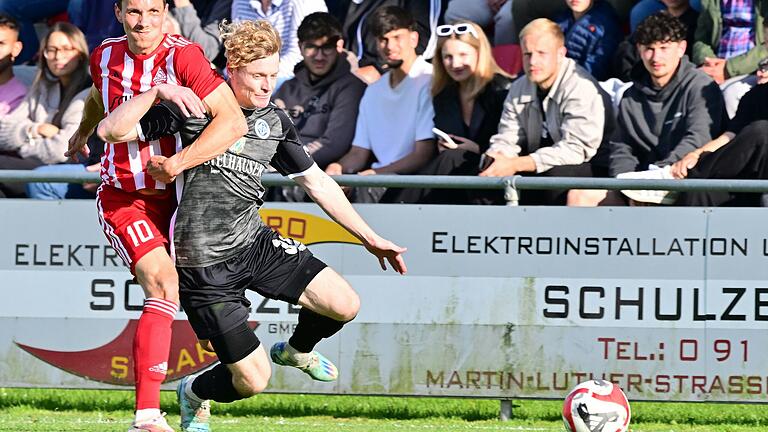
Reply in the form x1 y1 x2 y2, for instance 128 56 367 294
98 35 128 47
164 34 194 48
164 34 206 55
92 35 128 55
269 103 296 129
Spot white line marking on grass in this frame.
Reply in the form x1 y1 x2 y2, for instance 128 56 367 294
254 418 561 431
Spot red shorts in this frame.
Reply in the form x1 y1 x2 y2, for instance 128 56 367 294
96 184 176 274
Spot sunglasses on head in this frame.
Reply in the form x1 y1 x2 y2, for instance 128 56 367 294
435 23 478 39
759 57 768 73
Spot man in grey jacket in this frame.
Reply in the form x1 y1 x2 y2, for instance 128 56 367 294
568 11 726 206
480 18 612 205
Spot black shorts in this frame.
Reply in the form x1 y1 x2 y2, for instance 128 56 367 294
178 226 327 339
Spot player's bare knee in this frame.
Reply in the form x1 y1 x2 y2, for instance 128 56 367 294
325 286 359 322
338 289 360 321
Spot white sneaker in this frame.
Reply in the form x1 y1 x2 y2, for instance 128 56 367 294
616 165 677 205
128 412 176 431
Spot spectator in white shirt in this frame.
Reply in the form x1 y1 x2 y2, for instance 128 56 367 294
326 6 436 203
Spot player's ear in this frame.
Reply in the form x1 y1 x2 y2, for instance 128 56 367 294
114 2 123 23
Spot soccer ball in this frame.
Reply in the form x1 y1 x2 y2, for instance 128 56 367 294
562 379 631 432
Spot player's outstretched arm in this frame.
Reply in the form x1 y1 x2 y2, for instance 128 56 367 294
96 84 206 143
154 82 246 182
65 85 104 160
294 165 407 274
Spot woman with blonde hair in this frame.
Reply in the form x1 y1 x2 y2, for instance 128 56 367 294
0 22 91 197
393 20 513 204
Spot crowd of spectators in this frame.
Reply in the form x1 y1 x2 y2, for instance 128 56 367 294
0 0 767 207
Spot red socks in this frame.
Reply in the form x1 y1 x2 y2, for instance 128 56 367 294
134 298 178 410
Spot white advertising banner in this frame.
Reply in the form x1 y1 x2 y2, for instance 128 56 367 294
1 200 767 402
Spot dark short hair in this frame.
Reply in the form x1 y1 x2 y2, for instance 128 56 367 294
117 0 168 9
634 11 687 46
297 12 343 43
0 12 20 34
369 6 416 38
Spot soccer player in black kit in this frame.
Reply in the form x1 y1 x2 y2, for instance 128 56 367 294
96 20 407 432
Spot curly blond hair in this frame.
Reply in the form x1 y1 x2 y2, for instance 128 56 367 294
220 20 282 69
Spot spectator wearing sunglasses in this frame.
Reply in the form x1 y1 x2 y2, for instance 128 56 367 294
479 18 613 205
391 21 513 204
554 0 622 81
326 6 435 203
273 12 366 172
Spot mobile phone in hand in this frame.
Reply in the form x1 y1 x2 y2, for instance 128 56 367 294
479 154 495 171
432 128 458 149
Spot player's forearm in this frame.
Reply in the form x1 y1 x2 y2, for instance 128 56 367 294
169 108 246 174
97 87 159 142
167 84 246 175
77 86 105 137
301 169 376 244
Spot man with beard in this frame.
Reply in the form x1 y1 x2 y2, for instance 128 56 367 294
326 6 435 203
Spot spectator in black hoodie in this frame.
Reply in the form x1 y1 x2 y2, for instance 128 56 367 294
568 11 725 206
273 12 366 170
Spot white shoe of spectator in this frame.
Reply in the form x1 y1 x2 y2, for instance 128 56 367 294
616 165 677 205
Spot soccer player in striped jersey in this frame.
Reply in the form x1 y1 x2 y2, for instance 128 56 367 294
96 19 407 432
65 1 246 430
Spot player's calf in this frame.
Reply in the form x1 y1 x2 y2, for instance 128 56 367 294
178 322 270 429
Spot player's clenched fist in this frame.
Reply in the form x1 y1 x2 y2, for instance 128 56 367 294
147 155 178 183
65 130 90 160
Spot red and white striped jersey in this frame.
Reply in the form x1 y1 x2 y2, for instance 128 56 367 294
90 34 223 192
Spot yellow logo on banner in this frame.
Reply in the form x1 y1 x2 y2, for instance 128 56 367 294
259 209 362 246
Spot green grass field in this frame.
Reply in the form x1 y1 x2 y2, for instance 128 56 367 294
2 388 768 431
